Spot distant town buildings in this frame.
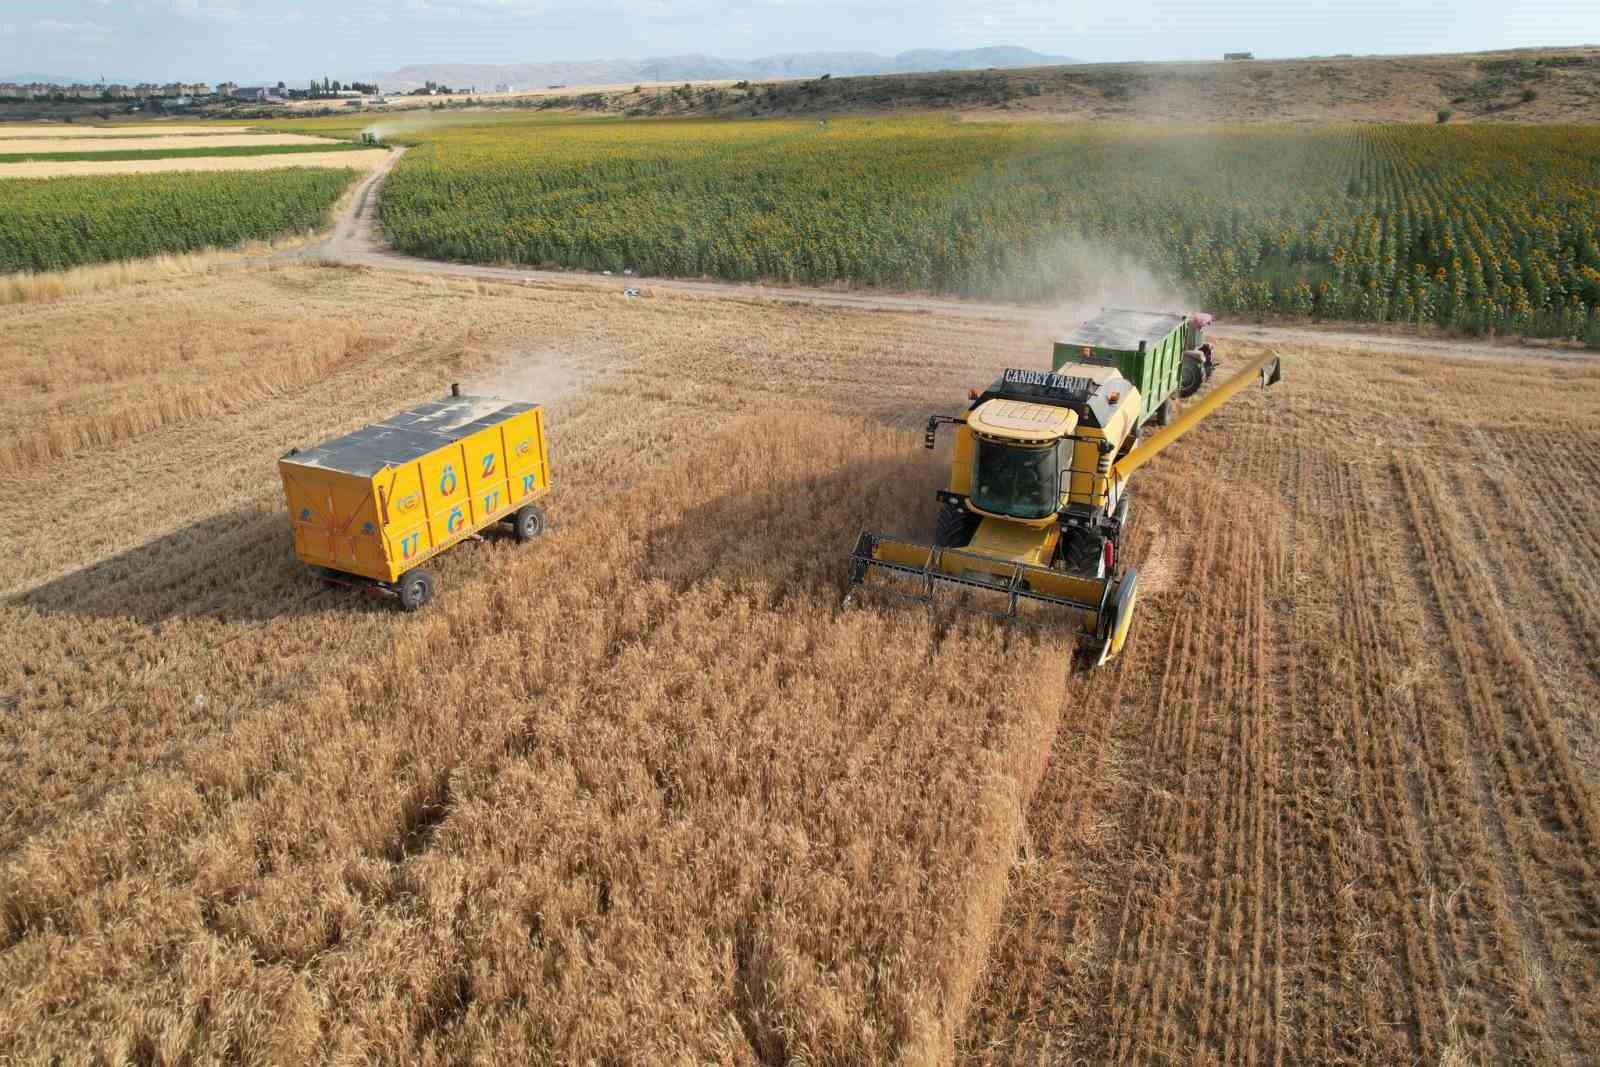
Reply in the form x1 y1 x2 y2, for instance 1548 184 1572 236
1223 52 1255 61
0 81 213 101
0 78 383 106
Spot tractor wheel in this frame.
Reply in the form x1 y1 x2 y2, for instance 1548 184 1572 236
1061 530 1104 577
511 504 545 543
396 568 435 612
933 501 977 548
1178 353 1208 398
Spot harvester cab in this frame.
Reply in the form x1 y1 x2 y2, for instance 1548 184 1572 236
846 308 1282 665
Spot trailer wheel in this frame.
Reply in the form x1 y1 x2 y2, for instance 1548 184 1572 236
1179 353 1207 398
511 504 545 543
397 568 435 612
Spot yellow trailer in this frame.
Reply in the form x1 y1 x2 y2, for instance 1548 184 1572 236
279 384 551 610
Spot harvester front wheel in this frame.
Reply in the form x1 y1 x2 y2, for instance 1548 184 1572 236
511 504 546 543
934 501 978 548
1061 530 1104 578
397 568 435 612
1106 569 1140 660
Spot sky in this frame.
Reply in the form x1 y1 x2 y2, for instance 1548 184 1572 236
1 0 1597 85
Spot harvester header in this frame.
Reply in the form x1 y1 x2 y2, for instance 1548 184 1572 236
847 308 1281 664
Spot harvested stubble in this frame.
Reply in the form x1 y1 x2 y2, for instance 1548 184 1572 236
0 125 253 139
0 133 350 155
0 150 388 179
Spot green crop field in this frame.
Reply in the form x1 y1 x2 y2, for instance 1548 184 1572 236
0 168 360 273
379 116 1600 341
0 142 371 164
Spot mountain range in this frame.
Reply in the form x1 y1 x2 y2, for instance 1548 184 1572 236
378 47 1077 92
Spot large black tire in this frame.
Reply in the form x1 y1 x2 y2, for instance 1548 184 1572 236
1061 530 1103 576
1178 353 1207 398
511 503 545 543
396 568 435 612
933 501 977 548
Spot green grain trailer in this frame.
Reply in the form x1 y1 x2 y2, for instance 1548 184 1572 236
1052 308 1217 426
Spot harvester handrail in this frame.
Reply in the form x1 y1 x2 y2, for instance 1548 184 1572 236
1111 349 1282 483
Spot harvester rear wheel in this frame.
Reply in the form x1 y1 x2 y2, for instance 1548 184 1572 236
933 501 978 548
397 568 435 612
511 504 545 543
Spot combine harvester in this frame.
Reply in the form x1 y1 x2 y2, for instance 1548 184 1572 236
846 309 1281 665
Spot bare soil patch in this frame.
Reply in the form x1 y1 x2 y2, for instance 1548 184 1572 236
0 124 254 138
0 148 389 178
0 133 339 154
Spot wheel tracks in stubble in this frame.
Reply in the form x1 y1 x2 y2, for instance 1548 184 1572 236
1104 474 1232 1060
1396 455 1594 1065
1323 456 1455 1061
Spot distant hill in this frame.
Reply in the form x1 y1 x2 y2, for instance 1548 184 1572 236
378 47 1077 91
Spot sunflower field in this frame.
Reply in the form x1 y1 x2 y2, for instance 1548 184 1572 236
380 117 1600 340
0 168 360 273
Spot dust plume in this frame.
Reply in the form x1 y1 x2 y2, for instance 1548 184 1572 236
362 112 480 143
1024 238 1198 335
463 349 583 406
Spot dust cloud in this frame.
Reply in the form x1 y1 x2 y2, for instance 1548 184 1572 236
362 112 477 143
464 350 584 406
1028 238 1199 336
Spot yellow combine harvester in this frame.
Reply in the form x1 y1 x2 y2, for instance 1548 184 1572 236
846 309 1281 664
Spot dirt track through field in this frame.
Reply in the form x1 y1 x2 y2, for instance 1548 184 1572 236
3 259 1598 1062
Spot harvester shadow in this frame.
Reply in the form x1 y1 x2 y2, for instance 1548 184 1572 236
13 502 450 625
634 448 940 610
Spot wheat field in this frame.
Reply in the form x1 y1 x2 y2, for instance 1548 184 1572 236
2 265 1597 1064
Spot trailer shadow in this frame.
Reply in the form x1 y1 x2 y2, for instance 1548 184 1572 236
12 502 426 625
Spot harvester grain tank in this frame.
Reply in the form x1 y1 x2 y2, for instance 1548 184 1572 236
845 309 1280 664
279 384 551 610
